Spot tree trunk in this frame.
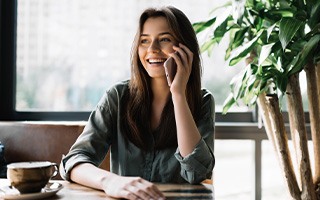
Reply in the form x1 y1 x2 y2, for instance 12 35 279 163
305 62 320 186
257 93 301 199
318 64 320 131
314 63 320 199
317 64 320 135
257 94 276 152
287 74 316 200
317 63 320 109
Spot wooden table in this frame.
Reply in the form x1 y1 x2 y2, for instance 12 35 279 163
0 179 214 199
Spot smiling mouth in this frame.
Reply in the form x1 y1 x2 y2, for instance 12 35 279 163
147 58 166 64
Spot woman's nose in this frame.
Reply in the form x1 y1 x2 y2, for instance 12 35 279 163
148 41 160 53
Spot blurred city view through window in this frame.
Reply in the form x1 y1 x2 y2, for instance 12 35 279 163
16 0 244 112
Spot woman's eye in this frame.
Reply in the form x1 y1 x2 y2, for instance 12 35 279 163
140 39 149 44
160 38 171 42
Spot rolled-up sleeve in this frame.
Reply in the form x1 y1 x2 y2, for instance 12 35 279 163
60 88 118 181
174 90 215 184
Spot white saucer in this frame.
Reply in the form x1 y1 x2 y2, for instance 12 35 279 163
0 182 63 200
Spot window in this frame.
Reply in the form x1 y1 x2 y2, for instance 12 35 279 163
14 0 246 113
1 0 310 119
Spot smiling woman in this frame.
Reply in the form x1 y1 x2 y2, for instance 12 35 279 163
59 6 215 200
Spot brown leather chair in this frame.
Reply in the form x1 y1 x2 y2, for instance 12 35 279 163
0 121 110 179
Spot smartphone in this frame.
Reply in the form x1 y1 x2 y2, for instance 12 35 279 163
163 57 177 86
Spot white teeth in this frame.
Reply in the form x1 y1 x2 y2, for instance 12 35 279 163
148 59 165 63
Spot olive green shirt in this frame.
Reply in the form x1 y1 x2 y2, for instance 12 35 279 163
60 80 215 184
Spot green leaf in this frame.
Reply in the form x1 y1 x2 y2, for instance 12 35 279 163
243 75 258 105
231 27 250 50
214 17 229 41
306 0 320 20
279 17 304 50
305 23 320 40
288 34 320 76
193 17 216 33
266 23 277 41
289 39 306 52
268 9 294 18
246 0 255 9
230 70 246 100
276 75 288 93
213 7 232 32
253 16 263 30
292 0 305 11
258 43 275 66
222 94 236 114
225 28 248 60
229 29 264 66
255 83 266 98
263 56 277 67
225 46 232 60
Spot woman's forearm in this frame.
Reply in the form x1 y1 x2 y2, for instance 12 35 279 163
172 93 201 157
70 163 115 190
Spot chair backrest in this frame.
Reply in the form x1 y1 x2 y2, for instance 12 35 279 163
0 121 110 179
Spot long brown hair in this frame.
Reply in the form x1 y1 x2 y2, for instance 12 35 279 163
121 6 202 150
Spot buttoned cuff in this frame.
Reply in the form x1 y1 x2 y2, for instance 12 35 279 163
174 139 213 183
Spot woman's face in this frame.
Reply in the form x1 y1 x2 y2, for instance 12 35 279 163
138 16 178 80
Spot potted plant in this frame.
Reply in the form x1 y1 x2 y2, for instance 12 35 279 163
193 0 320 199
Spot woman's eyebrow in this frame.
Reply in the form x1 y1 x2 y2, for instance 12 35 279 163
140 32 173 37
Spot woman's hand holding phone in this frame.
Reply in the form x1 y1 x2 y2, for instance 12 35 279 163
165 44 193 94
